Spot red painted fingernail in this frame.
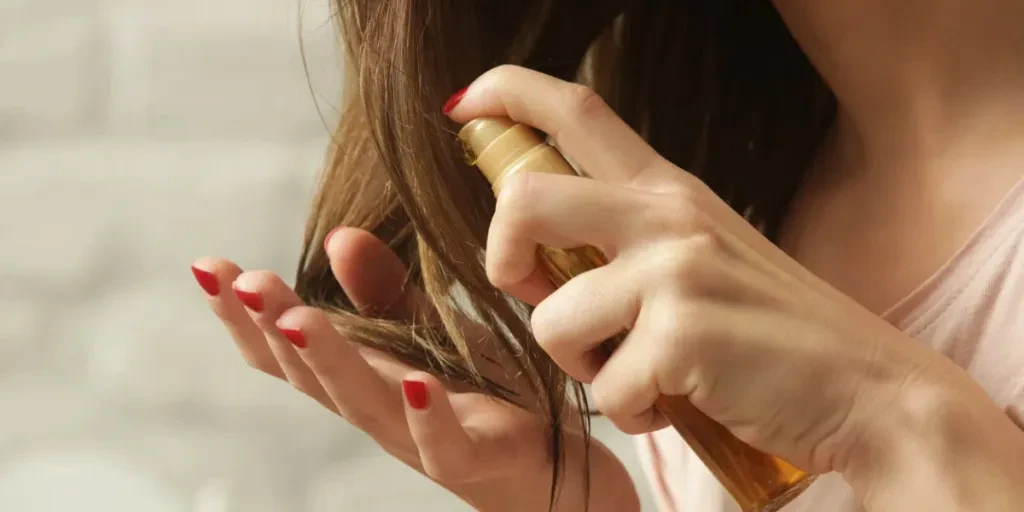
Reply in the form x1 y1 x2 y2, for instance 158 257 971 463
279 327 307 348
402 380 429 410
233 288 264 312
442 87 467 115
191 266 220 296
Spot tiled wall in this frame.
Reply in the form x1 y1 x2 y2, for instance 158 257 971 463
0 1 654 510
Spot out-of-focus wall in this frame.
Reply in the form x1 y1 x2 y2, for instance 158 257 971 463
0 1 655 510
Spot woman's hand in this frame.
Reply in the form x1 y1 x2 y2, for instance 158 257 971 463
191 227 638 512
444 65 1024 507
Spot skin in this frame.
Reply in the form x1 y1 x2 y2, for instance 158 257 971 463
773 0 1024 317
446 65 1024 510
192 230 638 512
193 1 1024 510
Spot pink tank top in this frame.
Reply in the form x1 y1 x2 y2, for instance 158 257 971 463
636 179 1024 511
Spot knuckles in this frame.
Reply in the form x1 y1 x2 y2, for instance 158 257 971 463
484 262 517 292
486 172 538 290
494 171 536 225
422 457 476 485
483 243 521 292
420 434 509 485
589 371 660 435
667 234 723 286
529 298 566 356
661 301 717 349
640 231 726 301
485 64 522 86
339 406 386 435
565 84 610 123
587 376 620 423
241 354 279 375
233 269 281 292
641 192 711 238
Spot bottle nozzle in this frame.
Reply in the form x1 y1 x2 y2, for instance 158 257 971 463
458 117 574 194
458 117 518 164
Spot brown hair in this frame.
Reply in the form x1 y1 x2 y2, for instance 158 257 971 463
295 0 836 506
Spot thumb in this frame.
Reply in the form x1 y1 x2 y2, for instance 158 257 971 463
325 227 432 321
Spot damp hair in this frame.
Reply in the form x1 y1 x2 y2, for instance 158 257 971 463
294 0 837 508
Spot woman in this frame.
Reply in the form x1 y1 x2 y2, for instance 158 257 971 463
191 1 1024 510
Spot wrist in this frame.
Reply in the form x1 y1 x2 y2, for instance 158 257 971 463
842 367 1024 511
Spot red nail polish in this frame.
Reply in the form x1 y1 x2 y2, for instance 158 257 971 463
279 327 307 348
442 87 468 115
402 380 429 410
233 288 264 312
191 266 220 296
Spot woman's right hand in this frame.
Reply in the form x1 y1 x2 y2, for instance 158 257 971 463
190 227 638 511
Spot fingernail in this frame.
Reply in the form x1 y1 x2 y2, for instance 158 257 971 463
442 87 468 115
191 266 220 296
402 380 429 410
279 327 307 348
233 287 264 312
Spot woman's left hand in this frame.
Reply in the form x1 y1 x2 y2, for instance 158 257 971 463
443 65 1012 482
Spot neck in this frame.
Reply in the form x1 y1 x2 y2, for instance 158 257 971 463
775 0 1024 172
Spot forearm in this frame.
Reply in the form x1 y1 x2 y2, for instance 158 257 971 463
844 375 1024 511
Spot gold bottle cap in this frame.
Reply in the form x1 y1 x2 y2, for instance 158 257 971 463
458 117 543 189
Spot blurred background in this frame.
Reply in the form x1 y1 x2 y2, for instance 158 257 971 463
0 1 654 510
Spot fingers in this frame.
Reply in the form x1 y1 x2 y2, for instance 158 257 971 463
589 303 686 435
325 226 533 392
403 373 547 484
325 227 432 322
590 348 669 435
529 261 642 383
191 258 284 379
231 271 336 412
486 172 643 291
445 65 673 187
401 373 482 483
529 239 785 385
278 306 416 452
